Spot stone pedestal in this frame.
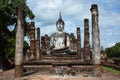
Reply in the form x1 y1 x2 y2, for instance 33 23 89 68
77 27 81 59
15 65 23 77
84 19 91 61
93 64 101 77
29 22 36 60
90 4 101 77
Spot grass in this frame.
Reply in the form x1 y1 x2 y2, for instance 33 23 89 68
101 66 120 75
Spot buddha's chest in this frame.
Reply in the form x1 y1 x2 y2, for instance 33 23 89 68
54 37 65 49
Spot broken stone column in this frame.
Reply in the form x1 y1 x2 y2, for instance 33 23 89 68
84 19 91 61
25 49 29 61
15 8 25 77
77 27 81 59
70 33 77 51
45 34 48 51
35 28 40 59
45 34 50 53
41 36 45 50
29 22 36 60
90 4 101 77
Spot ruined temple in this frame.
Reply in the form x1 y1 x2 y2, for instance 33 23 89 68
15 4 101 77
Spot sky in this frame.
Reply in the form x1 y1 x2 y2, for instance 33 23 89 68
26 0 120 48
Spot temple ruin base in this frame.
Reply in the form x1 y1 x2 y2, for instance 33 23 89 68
22 55 100 77
15 4 102 77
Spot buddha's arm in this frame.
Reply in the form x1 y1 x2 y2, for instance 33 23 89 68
50 36 55 49
66 36 70 47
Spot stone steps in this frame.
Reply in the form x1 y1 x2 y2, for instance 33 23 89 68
24 59 82 64
23 55 92 73
23 59 92 68
41 56 78 60
23 64 93 72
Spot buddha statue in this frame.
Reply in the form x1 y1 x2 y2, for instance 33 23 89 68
50 13 70 55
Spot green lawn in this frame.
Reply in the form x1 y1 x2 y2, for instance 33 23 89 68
101 66 120 75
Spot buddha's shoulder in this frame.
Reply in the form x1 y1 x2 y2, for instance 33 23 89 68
50 32 57 36
50 32 70 37
64 32 70 36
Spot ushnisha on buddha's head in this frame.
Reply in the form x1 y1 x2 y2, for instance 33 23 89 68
56 19 65 31
56 12 65 32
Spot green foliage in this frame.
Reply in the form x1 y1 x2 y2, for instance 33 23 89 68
10 0 35 20
6 38 15 59
101 66 120 75
105 42 120 58
113 57 120 64
0 0 35 60
4 36 29 59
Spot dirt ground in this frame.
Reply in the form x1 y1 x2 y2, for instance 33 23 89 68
0 69 120 80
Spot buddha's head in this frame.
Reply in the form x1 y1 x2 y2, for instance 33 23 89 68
56 13 65 31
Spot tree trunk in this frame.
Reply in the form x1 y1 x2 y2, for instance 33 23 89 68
15 8 25 77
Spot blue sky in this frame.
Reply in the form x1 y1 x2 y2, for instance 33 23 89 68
26 0 120 48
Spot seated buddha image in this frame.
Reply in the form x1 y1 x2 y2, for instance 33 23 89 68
50 13 71 55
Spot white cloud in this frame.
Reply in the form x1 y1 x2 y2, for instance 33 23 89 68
108 43 115 47
27 0 120 48
99 8 120 27
31 0 63 26
39 25 56 36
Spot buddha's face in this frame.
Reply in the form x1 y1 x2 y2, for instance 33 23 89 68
57 22 64 31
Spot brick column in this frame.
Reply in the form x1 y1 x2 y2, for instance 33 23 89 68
45 34 50 51
29 22 36 60
35 28 40 59
70 33 77 51
90 4 101 77
84 19 91 61
77 27 81 59
41 36 45 50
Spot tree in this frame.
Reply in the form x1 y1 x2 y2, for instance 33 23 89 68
105 42 120 58
0 0 17 71
10 0 35 77
0 0 34 75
